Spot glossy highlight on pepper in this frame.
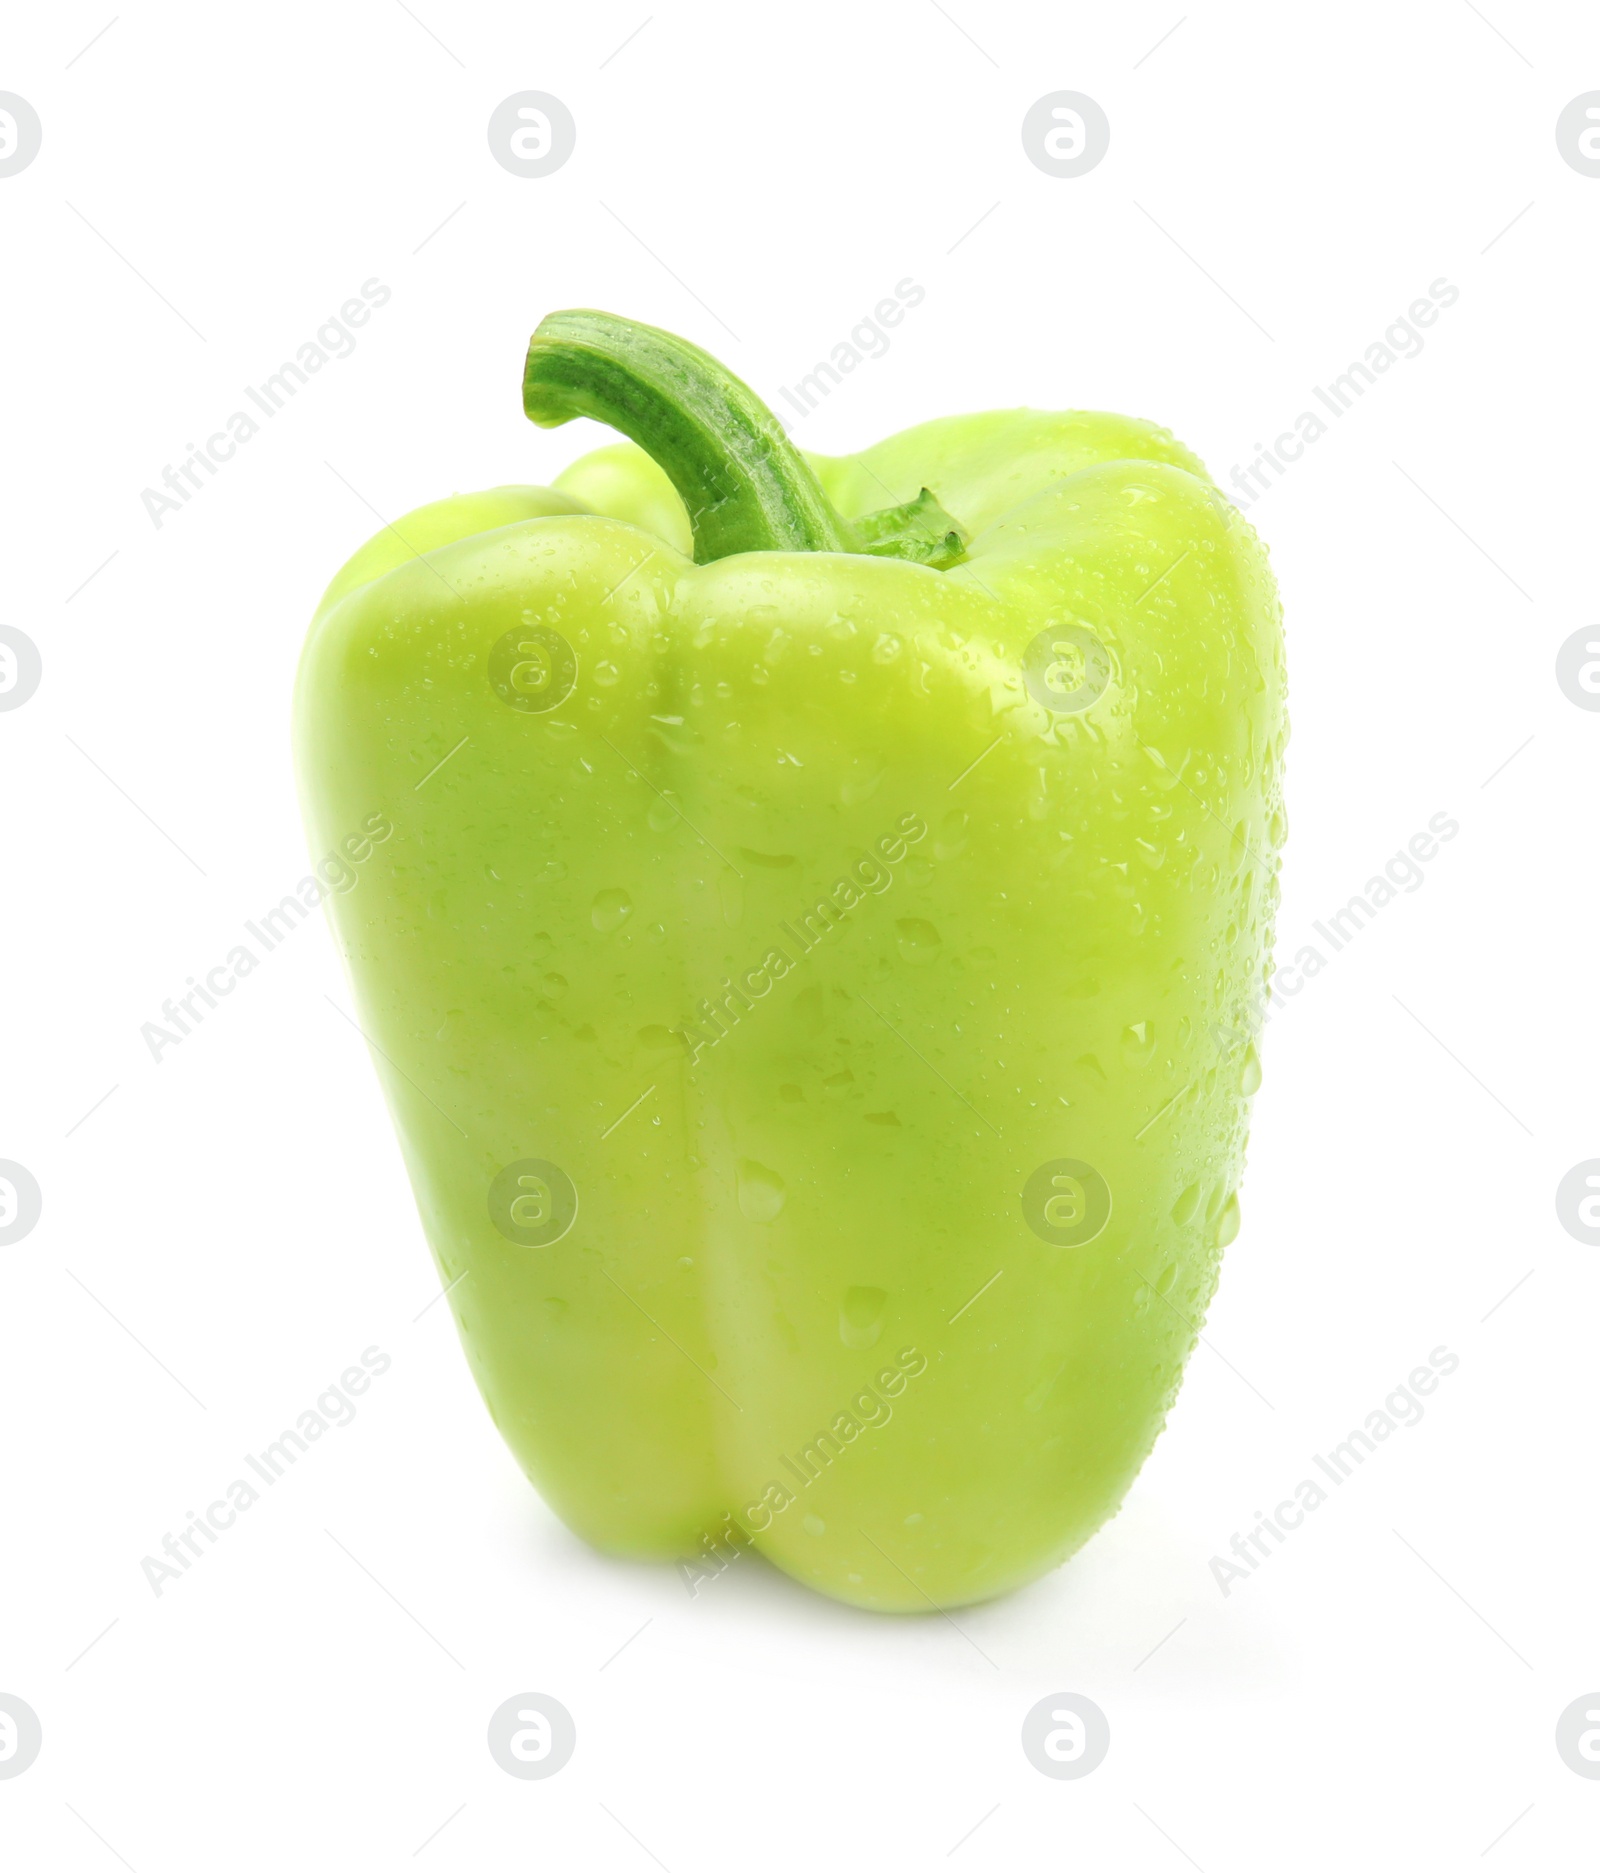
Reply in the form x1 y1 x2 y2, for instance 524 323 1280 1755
294 309 1286 1611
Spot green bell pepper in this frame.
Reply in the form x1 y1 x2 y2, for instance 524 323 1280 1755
294 310 1285 1611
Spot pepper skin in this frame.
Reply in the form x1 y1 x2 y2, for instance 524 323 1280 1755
294 311 1286 1611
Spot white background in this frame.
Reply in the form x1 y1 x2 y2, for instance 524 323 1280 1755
2 1 1595 1865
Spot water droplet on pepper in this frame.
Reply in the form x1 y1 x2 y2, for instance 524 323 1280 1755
737 1160 786 1222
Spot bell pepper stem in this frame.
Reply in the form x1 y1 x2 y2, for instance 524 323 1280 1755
852 487 967 570
523 309 853 563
